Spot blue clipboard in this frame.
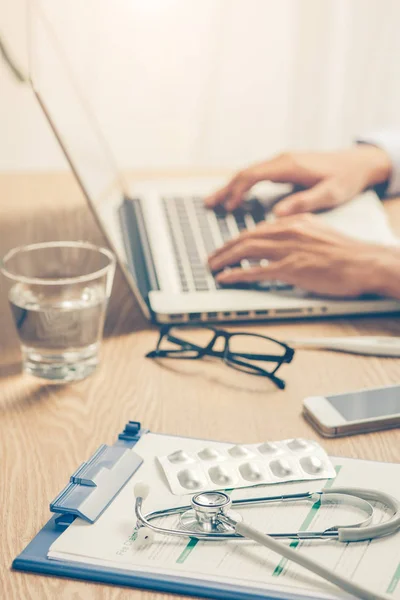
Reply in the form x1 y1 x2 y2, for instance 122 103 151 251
12 421 318 600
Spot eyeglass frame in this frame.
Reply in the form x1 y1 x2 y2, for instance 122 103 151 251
146 325 295 390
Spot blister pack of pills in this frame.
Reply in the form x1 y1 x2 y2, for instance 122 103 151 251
157 438 336 495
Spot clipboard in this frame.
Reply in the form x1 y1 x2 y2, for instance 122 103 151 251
10 421 340 600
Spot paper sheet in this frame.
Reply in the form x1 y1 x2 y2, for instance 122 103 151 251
48 433 400 599
316 190 399 245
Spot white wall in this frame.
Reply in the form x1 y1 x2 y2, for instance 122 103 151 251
0 0 66 169
2 0 400 172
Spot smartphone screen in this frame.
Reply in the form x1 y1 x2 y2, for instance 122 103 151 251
327 385 400 421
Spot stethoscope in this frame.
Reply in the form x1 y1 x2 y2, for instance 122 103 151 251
134 483 400 600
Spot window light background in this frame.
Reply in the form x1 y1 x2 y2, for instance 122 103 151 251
1 0 400 171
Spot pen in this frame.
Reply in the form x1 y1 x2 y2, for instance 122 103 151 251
284 336 400 357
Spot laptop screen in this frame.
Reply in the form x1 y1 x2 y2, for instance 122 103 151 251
28 1 150 318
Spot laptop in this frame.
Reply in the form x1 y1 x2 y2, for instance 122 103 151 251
30 6 400 324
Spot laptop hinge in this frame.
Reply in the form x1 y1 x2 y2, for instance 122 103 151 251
119 197 160 298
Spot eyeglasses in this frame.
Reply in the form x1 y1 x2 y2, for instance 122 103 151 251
146 325 295 390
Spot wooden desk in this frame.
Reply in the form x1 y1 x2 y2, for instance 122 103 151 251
1 172 400 600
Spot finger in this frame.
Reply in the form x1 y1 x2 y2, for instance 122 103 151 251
224 179 255 211
208 239 287 271
208 214 309 262
204 175 256 210
273 178 345 217
204 183 234 208
215 263 284 284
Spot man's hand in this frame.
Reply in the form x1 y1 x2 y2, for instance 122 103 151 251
208 214 398 298
205 146 392 216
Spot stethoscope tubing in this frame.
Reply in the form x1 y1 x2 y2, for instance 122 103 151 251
231 518 392 600
325 487 400 542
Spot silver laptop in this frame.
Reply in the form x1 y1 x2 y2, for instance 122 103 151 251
30 6 400 324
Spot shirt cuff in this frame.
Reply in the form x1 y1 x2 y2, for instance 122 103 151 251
357 131 400 197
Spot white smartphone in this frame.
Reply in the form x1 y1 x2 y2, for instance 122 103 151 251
303 384 400 437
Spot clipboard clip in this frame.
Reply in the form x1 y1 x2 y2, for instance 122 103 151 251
51 421 145 526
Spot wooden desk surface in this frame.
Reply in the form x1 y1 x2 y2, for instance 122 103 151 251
1 171 400 600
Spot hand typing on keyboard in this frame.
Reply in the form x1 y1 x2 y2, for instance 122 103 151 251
208 213 400 298
204 146 391 215
204 145 400 299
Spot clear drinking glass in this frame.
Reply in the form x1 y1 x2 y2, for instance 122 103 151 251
1 241 116 382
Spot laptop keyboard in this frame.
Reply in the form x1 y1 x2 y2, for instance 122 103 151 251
162 196 291 293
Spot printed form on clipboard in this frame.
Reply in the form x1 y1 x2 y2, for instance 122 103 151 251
48 433 400 600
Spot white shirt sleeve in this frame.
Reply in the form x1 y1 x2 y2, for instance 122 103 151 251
357 131 400 196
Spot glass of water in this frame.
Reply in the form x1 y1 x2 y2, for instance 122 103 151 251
1 241 116 382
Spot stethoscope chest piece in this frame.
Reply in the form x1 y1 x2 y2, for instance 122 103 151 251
179 491 242 534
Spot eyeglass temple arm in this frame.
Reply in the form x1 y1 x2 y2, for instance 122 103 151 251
163 333 205 352
228 355 285 389
227 351 292 362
